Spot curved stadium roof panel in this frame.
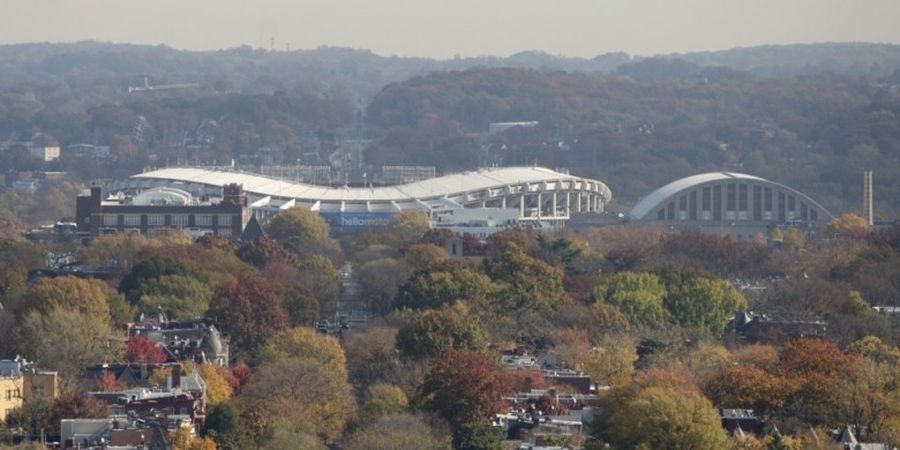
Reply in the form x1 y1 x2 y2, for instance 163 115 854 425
628 171 834 224
127 166 613 215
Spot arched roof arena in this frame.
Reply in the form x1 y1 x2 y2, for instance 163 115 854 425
628 172 834 225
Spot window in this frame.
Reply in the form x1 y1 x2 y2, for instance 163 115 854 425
103 215 118 226
727 184 736 211
147 214 164 226
171 215 188 227
123 214 141 226
195 215 212 226
218 214 232 226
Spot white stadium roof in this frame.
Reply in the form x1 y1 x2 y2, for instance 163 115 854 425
132 166 611 205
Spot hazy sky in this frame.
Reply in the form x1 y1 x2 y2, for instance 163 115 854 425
2 0 899 58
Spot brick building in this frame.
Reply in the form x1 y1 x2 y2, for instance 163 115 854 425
76 184 249 237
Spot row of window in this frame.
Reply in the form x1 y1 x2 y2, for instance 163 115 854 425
102 214 234 227
5 388 21 400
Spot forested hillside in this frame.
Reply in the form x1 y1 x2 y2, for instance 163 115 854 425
367 67 900 216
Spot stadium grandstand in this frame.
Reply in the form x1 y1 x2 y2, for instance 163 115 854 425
106 166 613 228
627 172 835 239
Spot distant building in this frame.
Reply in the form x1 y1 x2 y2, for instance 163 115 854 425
0 358 59 423
75 184 250 237
489 121 539 135
432 207 552 239
381 165 436 185
628 172 835 240
30 145 60 162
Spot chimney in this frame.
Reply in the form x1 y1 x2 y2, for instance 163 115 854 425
172 365 182 389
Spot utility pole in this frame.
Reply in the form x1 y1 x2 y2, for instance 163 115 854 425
863 170 874 226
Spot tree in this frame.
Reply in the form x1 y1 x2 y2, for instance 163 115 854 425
390 210 430 244
487 243 570 315
16 276 113 320
119 254 196 304
207 272 289 353
593 272 668 328
266 208 331 256
355 258 410 313
703 365 797 417
602 386 730 450
197 363 233 406
236 236 297 269
423 350 506 426
17 306 120 393
396 266 495 310
777 338 857 424
452 421 504 450
135 274 212 319
124 335 167 364
282 287 320 326
342 414 450 450
825 213 870 239
296 255 342 317
662 275 747 336
203 402 255 450
357 383 409 424
170 426 217 450
396 302 489 359
50 394 109 423
255 327 347 380
342 327 403 391
402 244 448 272
238 357 354 440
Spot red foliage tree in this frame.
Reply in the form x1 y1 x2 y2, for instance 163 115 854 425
207 272 290 352
703 365 798 417
230 361 253 393
423 350 507 425
125 335 168 364
95 369 126 392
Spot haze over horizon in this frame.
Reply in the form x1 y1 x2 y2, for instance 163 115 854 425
2 0 900 58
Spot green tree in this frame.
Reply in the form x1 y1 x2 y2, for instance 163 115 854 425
202 402 255 450
593 272 668 328
603 386 730 450
296 255 342 317
452 421 504 450
135 274 212 319
396 302 489 359
396 266 495 310
487 244 570 314
662 275 747 336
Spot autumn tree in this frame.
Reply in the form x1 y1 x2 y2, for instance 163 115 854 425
342 414 450 450
703 365 797 417
16 306 121 393
356 383 409 424
196 363 234 406
602 386 730 450
825 213 870 239
170 426 217 450
255 327 347 381
423 350 506 426
355 258 410 313
238 356 354 441
124 335 167 364
206 272 289 353
396 302 489 359
342 327 403 391
390 209 430 244
402 244 448 272
266 207 341 261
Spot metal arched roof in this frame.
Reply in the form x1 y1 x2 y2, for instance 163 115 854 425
132 166 612 204
628 172 834 220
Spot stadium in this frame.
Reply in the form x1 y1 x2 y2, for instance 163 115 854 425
627 172 835 238
106 166 613 228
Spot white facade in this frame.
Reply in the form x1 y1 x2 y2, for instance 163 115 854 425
30 146 60 162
